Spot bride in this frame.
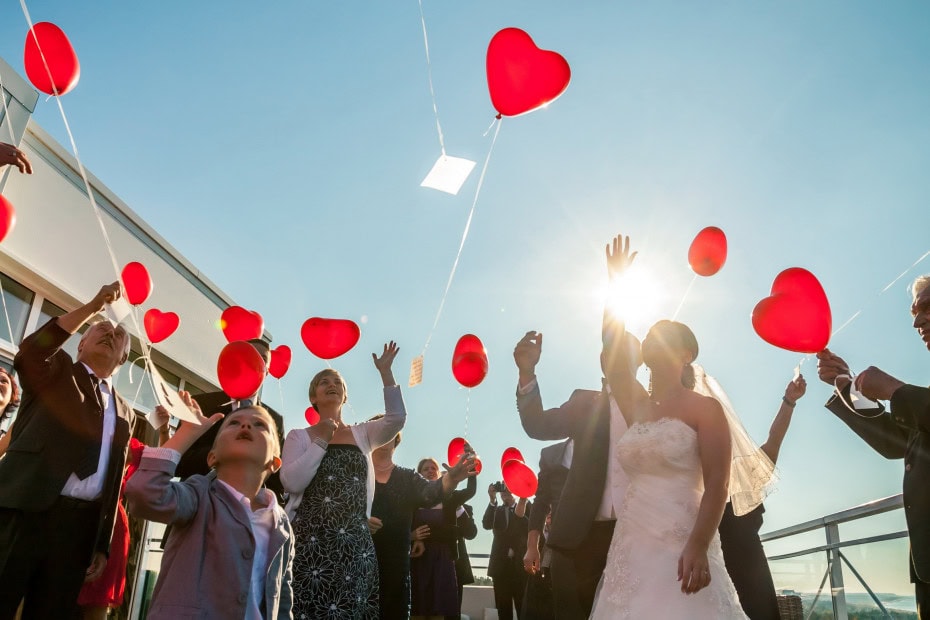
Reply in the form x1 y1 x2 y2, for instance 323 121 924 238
590 236 773 619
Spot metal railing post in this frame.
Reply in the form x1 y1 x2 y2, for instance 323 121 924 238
825 522 848 619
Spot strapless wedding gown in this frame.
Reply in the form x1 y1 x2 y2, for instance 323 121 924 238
590 417 748 619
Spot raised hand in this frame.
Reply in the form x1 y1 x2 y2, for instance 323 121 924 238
816 349 851 389
163 391 224 454
514 331 543 384
442 453 478 489
372 341 399 386
606 234 637 280
92 282 122 312
0 142 31 174
785 375 807 403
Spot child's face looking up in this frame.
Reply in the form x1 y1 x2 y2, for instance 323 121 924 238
208 407 280 474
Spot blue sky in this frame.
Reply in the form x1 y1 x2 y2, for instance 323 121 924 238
2 1 928 590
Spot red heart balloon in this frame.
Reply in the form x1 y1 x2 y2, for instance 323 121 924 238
752 268 832 354
143 309 179 344
221 306 264 342
447 437 467 467
452 335 488 388
121 262 152 306
474 457 483 475
301 317 360 359
216 341 266 399
24 22 80 96
0 195 16 243
500 447 525 471
486 27 571 117
304 406 320 426
688 226 727 277
502 459 538 498
269 345 292 379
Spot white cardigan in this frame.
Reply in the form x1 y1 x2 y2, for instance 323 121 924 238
280 385 406 520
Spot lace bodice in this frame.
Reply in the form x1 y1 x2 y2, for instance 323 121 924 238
618 417 703 492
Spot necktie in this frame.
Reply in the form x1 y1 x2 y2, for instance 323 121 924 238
75 374 105 479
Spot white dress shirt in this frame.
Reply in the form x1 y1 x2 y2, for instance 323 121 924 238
61 363 117 500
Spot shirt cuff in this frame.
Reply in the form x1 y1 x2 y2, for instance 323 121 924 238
456 506 466 517
517 378 538 395
143 446 181 464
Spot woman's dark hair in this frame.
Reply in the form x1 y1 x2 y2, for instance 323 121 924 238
648 320 699 390
0 368 20 420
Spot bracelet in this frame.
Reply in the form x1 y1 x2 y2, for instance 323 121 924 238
311 436 329 450
782 396 796 407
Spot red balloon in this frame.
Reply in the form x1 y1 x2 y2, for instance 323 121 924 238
452 334 488 388
143 309 179 344
269 345 292 379
447 437 467 467
688 226 728 277
216 341 266 400
121 262 152 306
486 27 571 117
301 317 360 359
752 268 832 354
304 406 320 426
502 459 538 498
24 22 80 96
221 306 264 342
0 195 16 243
501 447 525 471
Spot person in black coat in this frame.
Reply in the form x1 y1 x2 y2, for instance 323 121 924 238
0 283 141 617
451 502 478 620
484 484 531 620
816 275 930 616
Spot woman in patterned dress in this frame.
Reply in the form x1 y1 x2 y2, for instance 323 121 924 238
281 342 404 619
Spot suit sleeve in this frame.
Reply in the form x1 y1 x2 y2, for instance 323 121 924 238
482 504 496 530
889 384 930 434
825 387 909 459
459 504 478 540
517 385 586 441
446 473 477 508
13 318 72 392
528 468 552 533
125 456 201 525
410 471 445 509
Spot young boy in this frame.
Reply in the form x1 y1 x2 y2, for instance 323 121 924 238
125 392 293 619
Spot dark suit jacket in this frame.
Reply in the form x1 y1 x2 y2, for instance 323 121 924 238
455 503 477 587
483 501 531 579
0 318 136 557
826 383 930 581
529 440 571 534
517 384 610 553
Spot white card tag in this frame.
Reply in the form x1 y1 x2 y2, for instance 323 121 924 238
149 360 200 426
409 355 424 387
420 154 476 195
104 297 132 327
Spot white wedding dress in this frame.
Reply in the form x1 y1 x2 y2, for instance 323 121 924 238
590 417 748 619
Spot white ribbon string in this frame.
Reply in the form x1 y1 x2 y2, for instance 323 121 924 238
671 273 697 321
416 0 446 156
421 117 503 357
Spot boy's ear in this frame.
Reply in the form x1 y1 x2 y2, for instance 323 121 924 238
268 455 282 474
207 450 218 470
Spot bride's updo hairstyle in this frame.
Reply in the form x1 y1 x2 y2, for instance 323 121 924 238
645 320 700 390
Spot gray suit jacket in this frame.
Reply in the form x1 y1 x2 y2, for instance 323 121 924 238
126 456 294 619
528 439 571 534
517 384 610 553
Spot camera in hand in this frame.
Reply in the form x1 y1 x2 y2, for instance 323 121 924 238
492 481 509 493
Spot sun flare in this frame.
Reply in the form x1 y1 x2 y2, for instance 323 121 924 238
594 264 666 335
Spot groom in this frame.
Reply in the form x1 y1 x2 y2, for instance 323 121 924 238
513 233 641 619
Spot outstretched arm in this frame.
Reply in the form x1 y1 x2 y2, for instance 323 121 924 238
760 375 807 465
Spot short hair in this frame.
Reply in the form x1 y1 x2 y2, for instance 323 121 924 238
211 405 281 458
0 368 20 420
417 457 440 474
912 275 930 301
308 369 347 405
368 414 401 447
247 338 271 364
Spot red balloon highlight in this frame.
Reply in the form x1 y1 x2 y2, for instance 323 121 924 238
221 306 264 342
216 341 266 400
502 459 538 498
752 268 832 354
452 334 488 388
500 447 525 471
474 457 483 475
0 195 16 243
301 317 360 359
269 345 292 379
447 437 467 468
121 262 152 306
486 27 571 117
24 22 80 96
304 406 320 426
688 226 728 277
143 309 179 344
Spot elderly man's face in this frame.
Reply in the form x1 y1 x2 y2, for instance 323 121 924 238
912 286 930 351
77 321 129 374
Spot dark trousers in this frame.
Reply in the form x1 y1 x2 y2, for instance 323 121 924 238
550 520 614 620
917 579 930 619
0 497 101 620
522 567 555 620
492 558 528 620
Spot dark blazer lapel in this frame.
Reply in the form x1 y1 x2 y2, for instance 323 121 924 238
72 362 101 413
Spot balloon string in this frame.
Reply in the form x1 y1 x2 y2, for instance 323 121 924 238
421 117 503 356
416 0 446 156
671 274 697 321
464 387 470 439
0 74 18 143
277 379 286 412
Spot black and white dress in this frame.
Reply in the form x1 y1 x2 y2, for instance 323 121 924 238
292 444 378 619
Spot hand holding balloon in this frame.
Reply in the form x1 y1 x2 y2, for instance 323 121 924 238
0 143 31 174
441 452 478 493
513 331 543 386
815 349 851 390
373 341 400 387
161 391 224 455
